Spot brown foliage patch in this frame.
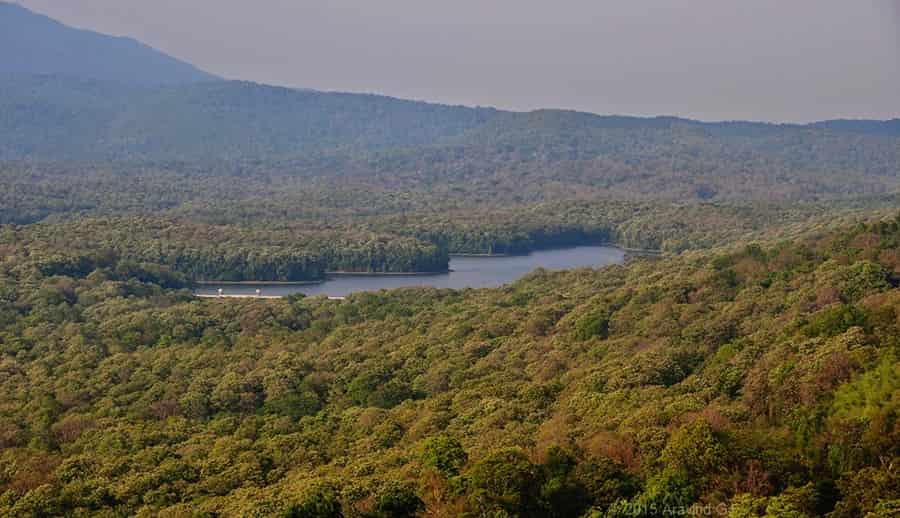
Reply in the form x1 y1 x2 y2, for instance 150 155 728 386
579 431 640 472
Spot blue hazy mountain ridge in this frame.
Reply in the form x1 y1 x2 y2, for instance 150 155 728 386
0 1 898 181
0 1 217 85
810 119 900 137
2 73 899 173
0 76 499 158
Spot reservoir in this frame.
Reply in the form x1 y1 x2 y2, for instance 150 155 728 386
194 245 625 298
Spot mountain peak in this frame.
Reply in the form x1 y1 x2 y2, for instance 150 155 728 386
0 1 218 85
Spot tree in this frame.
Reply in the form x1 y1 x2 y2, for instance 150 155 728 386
285 482 343 518
575 311 610 341
422 435 468 478
466 448 541 516
373 483 424 518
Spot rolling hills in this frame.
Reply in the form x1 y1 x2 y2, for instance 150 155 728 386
2 3 899 204
0 73 897 205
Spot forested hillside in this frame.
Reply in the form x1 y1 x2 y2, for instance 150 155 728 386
10 162 885 281
2 75 899 205
1 214 898 516
0 77 496 160
4 156 897 281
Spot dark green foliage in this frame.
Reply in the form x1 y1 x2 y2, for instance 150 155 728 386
372 483 424 518
606 475 696 518
843 261 891 301
5 217 449 282
286 483 344 518
538 447 592 518
421 435 468 478
262 391 322 420
802 304 869 338
346 368 420 409
576 312 611 341
465 449 542 516
574 458 640 513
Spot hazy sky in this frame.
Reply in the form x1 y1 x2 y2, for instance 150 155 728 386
16 0 900 122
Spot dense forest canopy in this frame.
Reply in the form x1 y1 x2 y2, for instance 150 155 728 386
1 213 899 516
3 156 897 281
5 150 895 515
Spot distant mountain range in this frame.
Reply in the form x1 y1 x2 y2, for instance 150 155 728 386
0 75 499 159
0 1 898 195
0 2 217 85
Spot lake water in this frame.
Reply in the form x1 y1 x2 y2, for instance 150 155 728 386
194 245 625 298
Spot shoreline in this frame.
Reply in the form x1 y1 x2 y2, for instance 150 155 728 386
194 271 452 285
325 270 451 277
197 294 346 300
450 243 662 258
449 253 512 257
195 280 324 286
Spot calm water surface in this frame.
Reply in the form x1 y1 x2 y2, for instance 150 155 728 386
195 246 624 298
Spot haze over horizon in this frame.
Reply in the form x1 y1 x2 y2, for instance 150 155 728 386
10 0 900 123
